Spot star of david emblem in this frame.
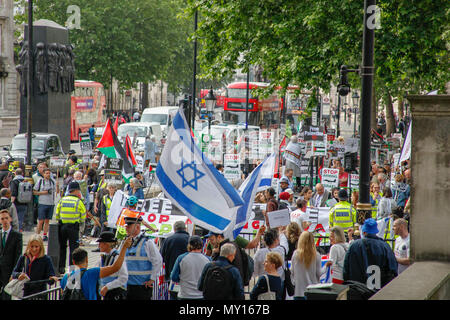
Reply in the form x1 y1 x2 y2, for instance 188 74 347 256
176 159 205 191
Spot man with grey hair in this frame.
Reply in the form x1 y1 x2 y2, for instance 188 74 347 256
198 242 244 300
160 220 190 299
393 218 410 274
377 173 389 191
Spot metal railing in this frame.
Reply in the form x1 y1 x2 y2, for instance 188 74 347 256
20 279 62 300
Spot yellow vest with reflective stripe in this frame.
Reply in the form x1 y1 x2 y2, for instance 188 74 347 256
370 193 382 219
56 195 86 224
329 201 357 232
383 218 399 250
102 195 112 219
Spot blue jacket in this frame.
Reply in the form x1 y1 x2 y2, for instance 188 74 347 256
160 230 189 280
197 256 244 300
127 185 144 200
392 183 410 208
343 234 398 287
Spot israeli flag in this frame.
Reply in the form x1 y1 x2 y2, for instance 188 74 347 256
224 153 277 240
156 108 244 233
257 152 277 191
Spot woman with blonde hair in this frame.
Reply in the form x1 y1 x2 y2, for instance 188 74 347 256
290 231 324 300
285 222 302 261
10 234 58 298
325 226 349 284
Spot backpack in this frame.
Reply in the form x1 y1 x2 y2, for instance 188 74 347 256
202 262 234 300
61 269 87 300
17 179 33 204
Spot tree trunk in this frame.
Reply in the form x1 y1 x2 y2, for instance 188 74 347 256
142 82 149 109
385 93 396 137
398 97 404 119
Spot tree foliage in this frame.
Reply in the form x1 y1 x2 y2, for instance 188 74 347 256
14 0 193 90
187 0 449 96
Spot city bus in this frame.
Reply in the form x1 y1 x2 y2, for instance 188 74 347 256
223 82 282 128
70 80 107 141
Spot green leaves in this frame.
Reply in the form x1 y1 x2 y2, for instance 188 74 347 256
187 0 449 95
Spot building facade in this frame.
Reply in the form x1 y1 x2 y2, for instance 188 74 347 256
0 0 18 144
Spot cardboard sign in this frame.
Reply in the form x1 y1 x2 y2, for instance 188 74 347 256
267 209 290 228
208 139 222 162
79 133 93 155
104 169 122 184
135 155 144 173
303 126 325 141
259 131 274 156
106 158 123 171
321 168 339 190
49 156 66 168
345 138 359 153
224 153 241 181
348 173 359 190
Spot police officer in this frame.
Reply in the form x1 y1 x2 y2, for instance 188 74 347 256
329 189 357 234
56 181 86 275
96 231 128 300
124 216 162 300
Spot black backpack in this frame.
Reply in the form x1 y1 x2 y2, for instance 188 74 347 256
202 262 234 300
61 269 87 300
278 201 289 210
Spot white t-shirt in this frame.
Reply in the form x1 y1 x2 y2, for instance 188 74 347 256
329 242 349 281
394 234 410 274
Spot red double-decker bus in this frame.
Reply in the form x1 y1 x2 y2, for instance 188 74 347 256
70 80 107 141
223 82 282 128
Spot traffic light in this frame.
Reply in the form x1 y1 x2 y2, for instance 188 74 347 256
337 65 351 97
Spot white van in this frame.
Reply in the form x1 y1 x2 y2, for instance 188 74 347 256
117 122 163 152
140 106 179 136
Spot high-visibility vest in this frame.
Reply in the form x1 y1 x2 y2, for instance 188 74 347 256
329 201 357 232
56 195 86 224
383 218 398 250
99 180 107 190
126 236 153 285
370 193 382 219
99 249 126 289
102 195 112 219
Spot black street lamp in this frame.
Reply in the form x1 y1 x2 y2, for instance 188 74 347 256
352 91 360 137
204 87 216 135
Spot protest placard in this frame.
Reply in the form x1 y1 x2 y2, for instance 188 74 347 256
49 156 66 169
321 168 339 190
135 155 144 172
224 153 241 181
267 209 290 228
104 169 122 184
106 158 123 171
79 133 93 155
259 131 274 157
208 139 222 162
348 173 359 190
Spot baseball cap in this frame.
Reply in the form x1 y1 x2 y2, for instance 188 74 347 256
280 177 289 184
204 231 223 238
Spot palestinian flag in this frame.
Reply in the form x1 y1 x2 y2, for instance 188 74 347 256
113 116 119 134
97 118 135 183
279 135 287 156
125 134 137 167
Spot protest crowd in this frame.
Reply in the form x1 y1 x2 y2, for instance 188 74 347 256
0 110 412 301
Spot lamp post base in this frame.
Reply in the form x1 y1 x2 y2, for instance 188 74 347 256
356 202 372 225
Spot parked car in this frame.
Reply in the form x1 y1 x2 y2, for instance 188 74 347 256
117 122 163 152
3 133 65 167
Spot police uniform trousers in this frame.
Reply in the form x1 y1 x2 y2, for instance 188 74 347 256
126 285 153 300
58 222 80 272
